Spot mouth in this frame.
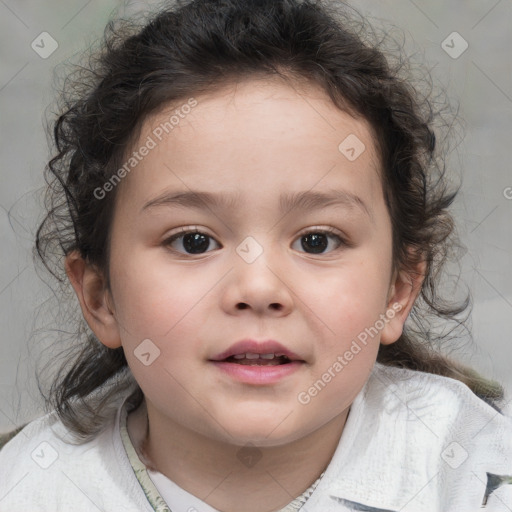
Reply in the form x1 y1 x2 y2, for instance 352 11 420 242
209 339 305 384
209 354 304 385
218 352 296 366
209 339 305 365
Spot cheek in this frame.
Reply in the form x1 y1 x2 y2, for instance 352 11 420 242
110 250 213 342
111 255 210 394
305 259 390 342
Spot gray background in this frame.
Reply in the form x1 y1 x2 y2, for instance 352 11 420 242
1 0 511 433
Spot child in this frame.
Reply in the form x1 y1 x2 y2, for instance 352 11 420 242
1 0 511 510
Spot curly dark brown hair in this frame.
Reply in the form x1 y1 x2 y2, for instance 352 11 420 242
31 0 504 443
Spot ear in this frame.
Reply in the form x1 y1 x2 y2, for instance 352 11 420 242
380 257 426 345
64 250 122 349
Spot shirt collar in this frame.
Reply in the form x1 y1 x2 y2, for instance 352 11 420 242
308 362 512 511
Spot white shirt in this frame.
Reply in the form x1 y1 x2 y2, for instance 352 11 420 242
0 362 511 511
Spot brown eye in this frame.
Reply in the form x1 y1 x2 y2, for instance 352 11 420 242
292 228 347 254
164 229 221 255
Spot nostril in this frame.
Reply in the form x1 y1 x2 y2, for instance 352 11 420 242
235 303 282 310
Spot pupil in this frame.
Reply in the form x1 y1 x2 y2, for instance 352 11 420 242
184 233 210 254
302 233 327 253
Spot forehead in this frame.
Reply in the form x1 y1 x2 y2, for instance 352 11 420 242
116 76 382 209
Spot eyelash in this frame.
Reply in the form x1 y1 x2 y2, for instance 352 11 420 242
162 226 349 256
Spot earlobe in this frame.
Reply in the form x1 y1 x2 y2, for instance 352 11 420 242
380 260 426 345
64 250 122 349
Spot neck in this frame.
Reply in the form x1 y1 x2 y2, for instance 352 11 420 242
127 397 350 512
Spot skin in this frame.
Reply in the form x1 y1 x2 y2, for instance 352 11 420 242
66 75 425 512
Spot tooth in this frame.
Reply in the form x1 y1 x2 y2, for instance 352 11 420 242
260 353 275 359
245 352 260 359
233 354 245 360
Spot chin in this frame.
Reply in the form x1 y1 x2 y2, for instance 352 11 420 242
220 419 307 448
228 433 295 448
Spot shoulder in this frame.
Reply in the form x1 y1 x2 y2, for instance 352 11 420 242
328 363 512 510
366 363 512 467
0 404 151 511
0 412 104 509
0 423 28 451
370 363 512 504
370 361 509 420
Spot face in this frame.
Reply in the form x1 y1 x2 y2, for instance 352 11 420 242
100 77 402 447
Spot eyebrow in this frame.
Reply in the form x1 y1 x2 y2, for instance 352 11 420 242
141 189 372 220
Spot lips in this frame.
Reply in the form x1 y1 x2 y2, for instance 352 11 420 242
209 339 304 363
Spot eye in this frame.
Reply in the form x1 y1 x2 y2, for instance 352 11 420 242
163 228 221 255
292 227 347 255
163 226 348 256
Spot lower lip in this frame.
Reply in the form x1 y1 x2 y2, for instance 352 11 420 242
210 361 303 384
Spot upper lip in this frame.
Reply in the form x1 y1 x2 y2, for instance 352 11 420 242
209 339 304 361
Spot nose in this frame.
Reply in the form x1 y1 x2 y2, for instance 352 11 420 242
220 239 294 317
